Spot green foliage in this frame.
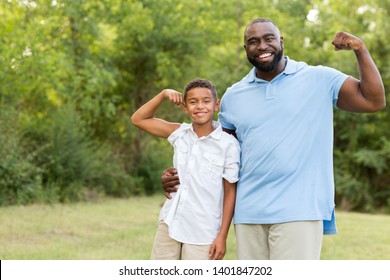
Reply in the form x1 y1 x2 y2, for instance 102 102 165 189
134 137 174 195
334 117 390 212
0 0 389 210
0 108 42 205
22 106 93 201
21 105 140 202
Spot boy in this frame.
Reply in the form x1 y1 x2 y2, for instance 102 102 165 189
131 78 240 260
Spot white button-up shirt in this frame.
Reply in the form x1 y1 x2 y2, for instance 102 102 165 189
159 121 240 245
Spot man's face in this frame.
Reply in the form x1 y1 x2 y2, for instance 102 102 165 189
244 22 284 73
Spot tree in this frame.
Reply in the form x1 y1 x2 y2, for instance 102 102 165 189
0 0 389 209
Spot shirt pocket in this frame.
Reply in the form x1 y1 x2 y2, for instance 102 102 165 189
201 152 224 178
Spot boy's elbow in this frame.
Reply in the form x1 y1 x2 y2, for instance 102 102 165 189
130 114 139 126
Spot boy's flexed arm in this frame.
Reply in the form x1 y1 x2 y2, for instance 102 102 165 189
131 89 183 138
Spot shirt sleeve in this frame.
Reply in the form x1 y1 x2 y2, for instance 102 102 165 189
167 123 189 146
222 135 240 183
218 90 236 131
317 66 349 108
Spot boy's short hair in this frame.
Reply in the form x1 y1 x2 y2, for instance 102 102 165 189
183 78 218 101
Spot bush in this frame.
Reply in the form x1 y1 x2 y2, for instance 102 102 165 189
133 137 174 195
0 108 43 206
21 104 141 203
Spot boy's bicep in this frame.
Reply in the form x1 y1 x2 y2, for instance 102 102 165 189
135 118 180 138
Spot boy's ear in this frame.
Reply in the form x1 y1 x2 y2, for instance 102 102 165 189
182 101 189 113
214 99 220 111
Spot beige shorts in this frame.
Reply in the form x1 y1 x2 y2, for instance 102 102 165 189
151 221 211 260
235 220 323 260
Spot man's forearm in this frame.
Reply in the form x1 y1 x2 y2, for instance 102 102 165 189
355 46 386 110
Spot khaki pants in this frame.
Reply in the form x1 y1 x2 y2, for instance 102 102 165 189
235 221 323 260
151 221 211 260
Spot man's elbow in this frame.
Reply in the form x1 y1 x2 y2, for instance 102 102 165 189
371 97 386 112
378 100 386 111
372 86 387 112
364 90 386 112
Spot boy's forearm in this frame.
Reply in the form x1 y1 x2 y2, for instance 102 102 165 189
131 89 182 138
218 182 236 239
130 91 166 124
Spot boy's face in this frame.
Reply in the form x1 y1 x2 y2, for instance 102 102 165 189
183 87 220 125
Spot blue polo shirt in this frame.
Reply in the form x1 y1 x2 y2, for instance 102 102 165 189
218 57 349 234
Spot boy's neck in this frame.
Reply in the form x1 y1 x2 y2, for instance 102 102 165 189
192 122 215 138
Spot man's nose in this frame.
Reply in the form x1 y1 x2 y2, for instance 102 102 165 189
256 40 268 50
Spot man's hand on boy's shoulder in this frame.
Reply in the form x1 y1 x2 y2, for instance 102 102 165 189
162 167 180 199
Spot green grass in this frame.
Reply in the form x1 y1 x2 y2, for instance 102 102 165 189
1 195 389 260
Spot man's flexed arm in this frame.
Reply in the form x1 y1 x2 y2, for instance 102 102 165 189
333 31 386 113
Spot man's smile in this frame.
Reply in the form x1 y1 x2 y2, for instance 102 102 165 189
257 52 273 61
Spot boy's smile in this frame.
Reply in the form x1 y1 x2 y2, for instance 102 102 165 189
183 87 220 136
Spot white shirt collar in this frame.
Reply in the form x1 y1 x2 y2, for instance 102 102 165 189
180 121 223 140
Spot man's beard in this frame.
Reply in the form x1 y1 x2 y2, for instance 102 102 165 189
247 47 284 72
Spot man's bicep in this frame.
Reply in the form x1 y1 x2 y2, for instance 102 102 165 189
337 77 381 113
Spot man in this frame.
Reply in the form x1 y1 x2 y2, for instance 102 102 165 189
162 18 386 259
